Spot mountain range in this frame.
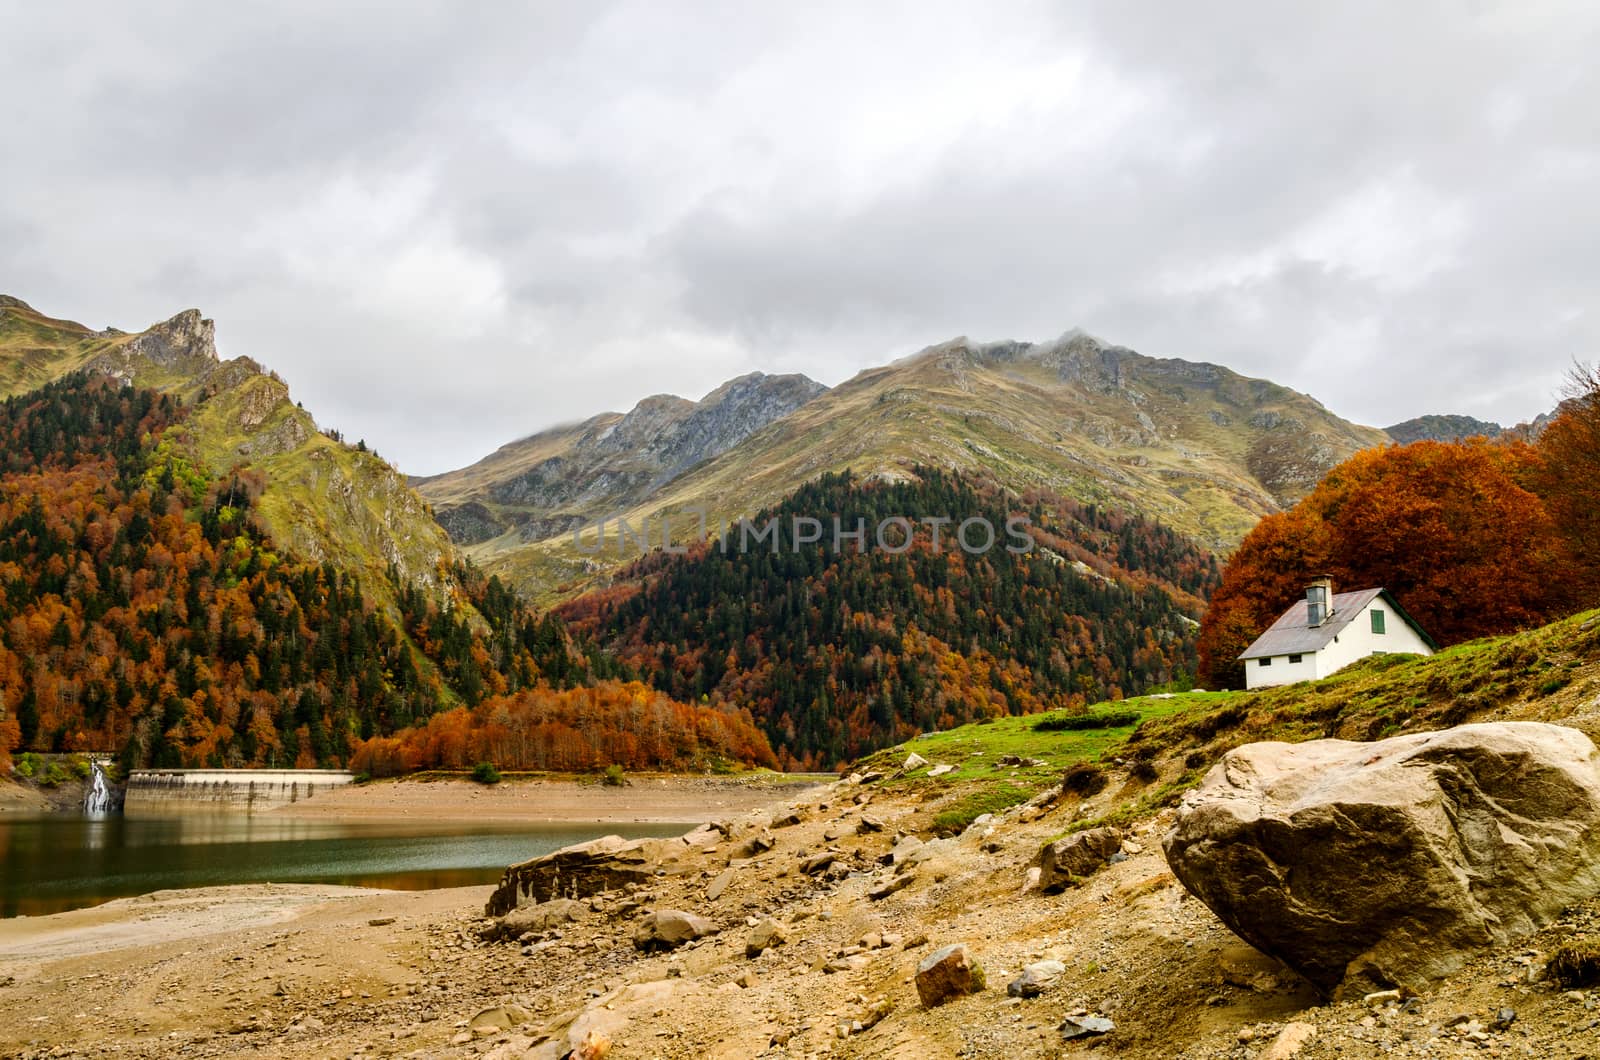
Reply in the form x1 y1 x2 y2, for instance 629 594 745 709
419 331 1393 602
0 292 1540 768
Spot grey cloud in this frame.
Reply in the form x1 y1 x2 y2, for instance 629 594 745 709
2 1 1595 473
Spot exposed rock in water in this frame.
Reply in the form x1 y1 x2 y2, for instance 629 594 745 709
485 835 659 916
1163 722 1600 996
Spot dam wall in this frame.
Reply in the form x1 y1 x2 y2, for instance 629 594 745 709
124 768 355 815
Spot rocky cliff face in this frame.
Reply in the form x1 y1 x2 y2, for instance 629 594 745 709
1385 414 1505 444
417 371 827 545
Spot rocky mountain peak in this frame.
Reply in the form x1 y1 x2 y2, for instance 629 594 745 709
123 309 218 366
0 294 36 312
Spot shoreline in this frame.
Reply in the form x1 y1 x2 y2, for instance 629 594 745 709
260 772 829 824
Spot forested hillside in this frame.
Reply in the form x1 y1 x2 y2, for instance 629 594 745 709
560 469 1218 767
0 374 775 774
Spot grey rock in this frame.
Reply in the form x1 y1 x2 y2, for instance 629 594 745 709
1059 1015 1114 1039
1035 827 1122 893
1007 960 1066 998
632 909 716 951
479 898 588 942
486 835 661 916
1164 722 1600 996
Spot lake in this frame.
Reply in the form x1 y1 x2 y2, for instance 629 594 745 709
0 814 690 918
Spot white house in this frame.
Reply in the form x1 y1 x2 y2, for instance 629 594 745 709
1239 578 1436 690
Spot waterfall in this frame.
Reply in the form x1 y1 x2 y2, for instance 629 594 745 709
84 758 113 815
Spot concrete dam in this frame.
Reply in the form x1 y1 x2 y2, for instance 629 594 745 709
123 768 355 815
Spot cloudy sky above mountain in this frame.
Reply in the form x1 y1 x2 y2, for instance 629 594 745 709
3 2 1595 473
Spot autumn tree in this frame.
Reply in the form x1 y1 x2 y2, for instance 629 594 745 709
1199 439 1576 688
1535 362 1600 596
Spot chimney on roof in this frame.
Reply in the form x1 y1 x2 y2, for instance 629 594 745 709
1306 577 1334 627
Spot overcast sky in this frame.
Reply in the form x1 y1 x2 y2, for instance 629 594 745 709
3 2 1596 474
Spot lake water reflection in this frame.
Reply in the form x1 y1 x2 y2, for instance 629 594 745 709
0 814 689 918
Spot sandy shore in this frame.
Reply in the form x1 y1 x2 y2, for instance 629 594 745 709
262 773 828 823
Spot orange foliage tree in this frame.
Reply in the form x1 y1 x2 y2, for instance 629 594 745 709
1535 363 1600 597
1198 439 1576 688
349 680 778 777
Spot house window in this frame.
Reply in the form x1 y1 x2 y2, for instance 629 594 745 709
1259 657 1272 667
1288 654 1302 664
1371 609 1386 635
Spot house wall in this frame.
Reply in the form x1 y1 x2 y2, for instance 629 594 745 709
1314 598 1434 675
1243 595 1433 690
1244 651 1319 690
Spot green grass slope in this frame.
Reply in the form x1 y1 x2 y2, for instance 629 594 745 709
857 608 1600 837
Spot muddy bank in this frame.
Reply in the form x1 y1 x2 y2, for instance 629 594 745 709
261 773 828 823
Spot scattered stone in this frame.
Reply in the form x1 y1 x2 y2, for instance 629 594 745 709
772 811 804 829
1259 1021 1317 1059
802 851 838 874
731 834 774 859
869 873 915 900
1007 960 1066 998
366 917 395 927
705 869 735 901
927 764 956 778
1218 943 1288 992
633 909 717 951
1035 827 1122 893
746 918 788 958
885 835 924 866
1164 723 1600 995
903 752 929 772
856 815 884 834
469 1005 530 1032
915 943 985 1007
479 898 588 942
1058 1015 1114 1040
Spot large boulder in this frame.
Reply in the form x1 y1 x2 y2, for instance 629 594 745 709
1163 722 1600 996
486 835 659 916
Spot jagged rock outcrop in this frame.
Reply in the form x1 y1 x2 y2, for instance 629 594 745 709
1163 722 1600 996
486 835 662 916
88 308 218 382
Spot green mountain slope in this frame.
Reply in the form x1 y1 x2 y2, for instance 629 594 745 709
443 332 1388 602
0 296 455 601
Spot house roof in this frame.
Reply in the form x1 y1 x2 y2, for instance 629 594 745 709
1237 587 1437 660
